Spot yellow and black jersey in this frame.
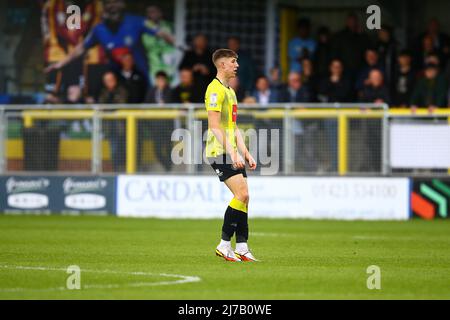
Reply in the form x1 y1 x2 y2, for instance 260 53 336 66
204 78 239 158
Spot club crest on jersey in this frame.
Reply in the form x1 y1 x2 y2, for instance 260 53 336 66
209 93 218 107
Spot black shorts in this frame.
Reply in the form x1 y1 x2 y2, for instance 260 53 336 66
208 154 247 182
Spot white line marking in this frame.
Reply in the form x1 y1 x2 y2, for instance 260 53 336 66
0 264 201 293
251 232 293 237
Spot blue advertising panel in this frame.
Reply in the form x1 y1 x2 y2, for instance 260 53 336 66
0 176 116 215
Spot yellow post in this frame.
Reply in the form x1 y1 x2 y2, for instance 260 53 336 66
126 114 137 174
338 114 348 176
448 117 450 175
23 114 33 128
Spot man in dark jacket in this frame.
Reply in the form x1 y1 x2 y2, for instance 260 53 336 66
411 63 448 109
139 71 174 172
98 71 128 172
118 53 147 103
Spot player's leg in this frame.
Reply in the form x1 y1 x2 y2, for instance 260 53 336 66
215 173 247 261
224 175 258 262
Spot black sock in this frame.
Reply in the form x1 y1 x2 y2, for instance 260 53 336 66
221 206 240 241
236 211 249 243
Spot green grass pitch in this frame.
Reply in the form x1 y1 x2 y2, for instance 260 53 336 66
0 215 449 299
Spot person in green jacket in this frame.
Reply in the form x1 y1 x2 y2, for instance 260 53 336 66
142 5 176 84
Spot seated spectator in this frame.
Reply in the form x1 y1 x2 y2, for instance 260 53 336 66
391 51 416 107
317 59 352 172
360 69 390 103
98 72 128 172
228 76 246 102
268 67 284 92
172 68 203 103
279 72 317 172
227 36 255 95
331 13 370 81
375 26 397 84
358 69 388 173
317 59 352 103
141 70 173 172
411 62 448 109
145 71 173 104
288 18 316 73
356 48 386 94
300 58 319 101
179 34 215 92
251 75 278 105
313 26 332 78
118 53 147 103
414 34 439 71
278 71 311 103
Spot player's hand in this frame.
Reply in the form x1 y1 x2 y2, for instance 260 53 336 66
245 152 257 170
231 152 245 170
44 61 63 73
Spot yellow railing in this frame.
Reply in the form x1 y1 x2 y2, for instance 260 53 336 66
14 107 450 174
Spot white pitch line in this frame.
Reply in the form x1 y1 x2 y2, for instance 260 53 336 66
0 264 201 293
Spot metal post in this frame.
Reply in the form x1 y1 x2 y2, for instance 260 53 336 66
91 106 102 174
0 107 5 174
264 0 276 76
381 104 390 176
283 105 293 174
186 105 195 174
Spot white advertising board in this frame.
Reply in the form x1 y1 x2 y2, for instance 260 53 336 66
117 176 410 220
390 123 450 168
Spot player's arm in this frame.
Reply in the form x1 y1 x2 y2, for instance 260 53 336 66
208 111 244 169
143 20 175 46
235 124 256 170
44 37 89 73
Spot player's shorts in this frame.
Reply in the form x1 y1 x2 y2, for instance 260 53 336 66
208 154 247 182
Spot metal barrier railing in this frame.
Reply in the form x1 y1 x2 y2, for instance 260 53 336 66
0 103 449 176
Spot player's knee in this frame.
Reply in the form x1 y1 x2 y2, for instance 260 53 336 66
236 188 249 204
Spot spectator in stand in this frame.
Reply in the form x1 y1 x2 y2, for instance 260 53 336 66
300 58 319 101
227 36 256 96
411 62 448 110
118 53 147 103
288 18 316 73
391 50 416 107
317 59 352 172
140 71 174 172
179 34 215 92
331 13 371 82
314 26 332 78
355 48 385 96
251 75 278 105
375 26 397 85
279 72 318 172
172 68 203 103
359 69 389 173
414 34 439 72
278 71 311 103
418 18 450 67
360 69 390 104
98 71 128 172
228 77 246 103
318 59 352 103
268 67 284 92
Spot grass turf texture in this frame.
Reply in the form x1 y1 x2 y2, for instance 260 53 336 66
0 215 449 299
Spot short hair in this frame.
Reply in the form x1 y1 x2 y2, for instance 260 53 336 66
155 70 168 79
212 49 238 66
